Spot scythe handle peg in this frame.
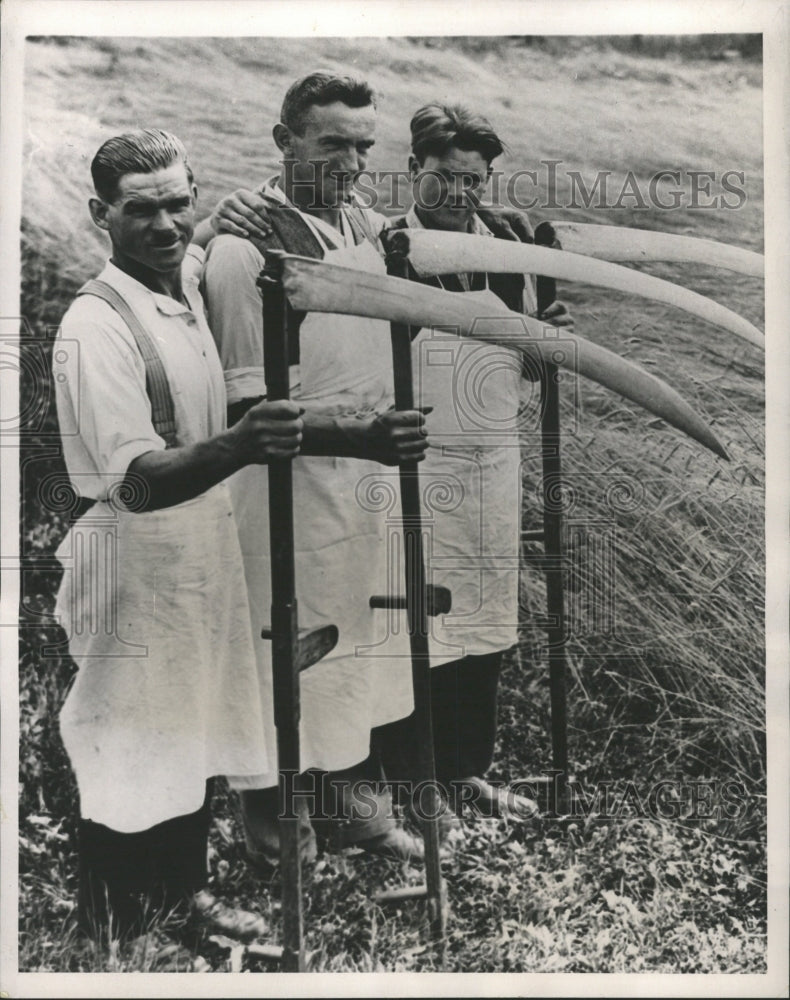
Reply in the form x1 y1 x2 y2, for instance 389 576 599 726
373 884 429 903
380 227 411 267
369 584 452 616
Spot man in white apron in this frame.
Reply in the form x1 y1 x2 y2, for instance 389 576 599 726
198 73 429 869
201 102 573 827
54 129 304 941
371 104 574 821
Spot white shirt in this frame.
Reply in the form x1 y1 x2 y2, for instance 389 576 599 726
201 178 387 404
55 250 226 500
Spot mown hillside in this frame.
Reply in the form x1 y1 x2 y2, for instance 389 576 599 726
19 36 765 974
23 35 763 270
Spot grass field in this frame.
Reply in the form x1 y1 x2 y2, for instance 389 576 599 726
18 36 765 973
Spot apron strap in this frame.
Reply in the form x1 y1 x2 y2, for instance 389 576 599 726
77 279 178 448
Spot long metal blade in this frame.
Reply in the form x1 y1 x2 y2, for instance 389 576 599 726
274 253 727 460
543 222 764 277
383 228 763 349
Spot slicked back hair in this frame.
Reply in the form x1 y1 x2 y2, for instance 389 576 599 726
410 104 506 166
91 128 194 203
280 71 376 135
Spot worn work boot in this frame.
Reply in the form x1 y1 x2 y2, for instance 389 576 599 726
355 825 426 862
319 781 436 862
454 776 541 822
191 889 268 941
238 786 317 878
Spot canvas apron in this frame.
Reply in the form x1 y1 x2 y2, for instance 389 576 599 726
229 234 414 789
413 287 523 660
55 480 270 833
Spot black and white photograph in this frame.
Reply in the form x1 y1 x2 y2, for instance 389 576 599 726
1 0 787 995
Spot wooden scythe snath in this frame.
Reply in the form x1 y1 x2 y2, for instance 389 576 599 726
257 255 339 972
372 249 448 958
533 222 571 812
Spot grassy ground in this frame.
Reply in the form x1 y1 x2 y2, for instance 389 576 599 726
19 36 765 973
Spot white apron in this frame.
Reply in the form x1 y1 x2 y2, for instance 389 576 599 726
55 481 270 833
413 288 524 660
230 234 415 788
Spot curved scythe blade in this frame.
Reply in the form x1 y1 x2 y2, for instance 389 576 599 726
540 222 764 277
273 253 727 460
383 228 763 349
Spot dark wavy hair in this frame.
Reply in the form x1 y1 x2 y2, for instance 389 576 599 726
91 128 194 202
280 71 376 135
410 104 506 166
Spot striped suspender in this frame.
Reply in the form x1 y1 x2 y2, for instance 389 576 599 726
78 279 179 448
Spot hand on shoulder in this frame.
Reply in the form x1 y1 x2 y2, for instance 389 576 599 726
211 189 273 241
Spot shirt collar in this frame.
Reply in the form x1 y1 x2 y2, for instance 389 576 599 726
98 258 201 317
403 204 492 237
259 175 369 217
258 176 288 206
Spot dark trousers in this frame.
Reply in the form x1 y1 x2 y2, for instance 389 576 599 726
77 781 213 940
372 650 504 797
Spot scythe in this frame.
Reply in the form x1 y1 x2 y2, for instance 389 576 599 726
265 246 739 816
268 252 728 459
384 228 763 349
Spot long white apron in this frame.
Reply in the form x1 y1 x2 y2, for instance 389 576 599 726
413 288 524 660
230 236 415 789
55 481 270 833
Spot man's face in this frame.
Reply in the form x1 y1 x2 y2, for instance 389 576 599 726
91 161 197 272
284 101 376 208
410 147 491 231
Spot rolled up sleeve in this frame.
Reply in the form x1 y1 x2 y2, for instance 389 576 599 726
202 236 268 404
